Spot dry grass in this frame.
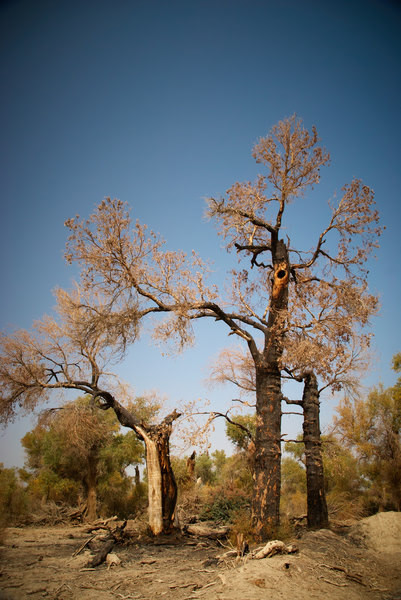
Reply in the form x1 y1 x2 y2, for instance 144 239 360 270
327 491 366 522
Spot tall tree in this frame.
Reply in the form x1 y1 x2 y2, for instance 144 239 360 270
281 278 376 528
63 116 380 538
208 275 376 530
0 288 179 533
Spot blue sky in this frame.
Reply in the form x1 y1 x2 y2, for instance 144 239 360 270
1 0 400 468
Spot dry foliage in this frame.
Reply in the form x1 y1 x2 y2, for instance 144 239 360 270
0 116 382 540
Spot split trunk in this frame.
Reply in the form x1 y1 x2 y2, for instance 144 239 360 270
102 393 179 535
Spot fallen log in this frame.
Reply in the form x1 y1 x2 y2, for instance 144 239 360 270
185 523 230 539
216 549 238 560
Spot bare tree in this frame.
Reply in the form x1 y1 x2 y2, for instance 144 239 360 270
284 271 378 524
62 116 381 539
0 288 179 534
210 279 376 531
203 116 380 537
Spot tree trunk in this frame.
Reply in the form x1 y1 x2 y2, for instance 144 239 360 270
140 428 164 534
250 239 289 540
186 451 196 483
137 421 178 535
97 392 180 535
302 372 329 529
252 364 282 540
135 411 179 535
85 454 98 522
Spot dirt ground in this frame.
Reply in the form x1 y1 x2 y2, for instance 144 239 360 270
1 512 400 600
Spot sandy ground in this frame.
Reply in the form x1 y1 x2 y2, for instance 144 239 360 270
0 512 400 600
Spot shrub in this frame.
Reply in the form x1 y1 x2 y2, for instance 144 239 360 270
198 486 250 524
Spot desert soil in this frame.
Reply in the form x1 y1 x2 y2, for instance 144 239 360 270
1 512 401 600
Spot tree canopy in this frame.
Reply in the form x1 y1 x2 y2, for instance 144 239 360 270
0 116 382 540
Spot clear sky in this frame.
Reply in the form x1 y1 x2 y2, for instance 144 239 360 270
1 0 400 468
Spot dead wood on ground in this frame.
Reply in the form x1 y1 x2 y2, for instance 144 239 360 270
252 540 298 559
185 522 230 539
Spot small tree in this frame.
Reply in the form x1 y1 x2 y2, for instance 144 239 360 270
282 321 375 528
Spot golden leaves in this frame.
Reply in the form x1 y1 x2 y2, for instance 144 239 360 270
252 115 330 201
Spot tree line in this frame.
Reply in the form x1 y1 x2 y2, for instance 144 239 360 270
1 356 400 534
0 116 386 540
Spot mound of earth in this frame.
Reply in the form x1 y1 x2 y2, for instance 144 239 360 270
0 512 400 599
348 511 401 554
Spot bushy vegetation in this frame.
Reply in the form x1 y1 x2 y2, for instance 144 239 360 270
1 397 149 524
1 355 399 532
171 354 401 535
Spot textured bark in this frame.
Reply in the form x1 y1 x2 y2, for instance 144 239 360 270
134 420 178 535
140 428 163 534
96 392 179 535
302 373 329 529
251 238 289 540
252 365 282 540
156 422 178 534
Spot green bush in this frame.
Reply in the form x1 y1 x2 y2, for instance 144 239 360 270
198 486 250 523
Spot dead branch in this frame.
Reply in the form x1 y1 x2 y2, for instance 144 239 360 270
319 577 348 588
72 535 95 557
216 550 238 560
84 515 117 532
